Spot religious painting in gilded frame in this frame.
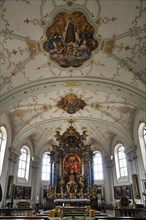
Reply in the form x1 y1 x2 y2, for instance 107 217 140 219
131 174 141 199
121 185 131 199
14 185 24 199
42 186 48 199
23 186 31 199
114 186 122 199
6 175 14 199
142 179 146 194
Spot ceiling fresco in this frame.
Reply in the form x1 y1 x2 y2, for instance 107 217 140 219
57 93 86 114
0 0 146 158
43 11 98 67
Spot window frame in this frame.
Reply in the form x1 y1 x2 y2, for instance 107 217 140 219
114 143 128 180
93 151 104 181
41 152 51 182
0 126 7 177
138 122 146 172
17 146 30 181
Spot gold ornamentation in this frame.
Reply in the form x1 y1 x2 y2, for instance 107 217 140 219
105 39 115 54
50 125 93 199
64 81 80 86
67 1 73 7
26 41 41 58
52 124 91 156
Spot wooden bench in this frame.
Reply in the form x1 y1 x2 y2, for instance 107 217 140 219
0 208 33 216
95 217 146 220
0 216 48 220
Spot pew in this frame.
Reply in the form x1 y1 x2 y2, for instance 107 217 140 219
0 216 48 220
0 215 146 220
95 217 146 220
0 208 33 216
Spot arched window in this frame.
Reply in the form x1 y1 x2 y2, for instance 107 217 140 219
138 122 146 171
18 146 30 181
41 152 51 181
144 126 146 144
93 151 103 180
115 144 128 180
0 126 7 177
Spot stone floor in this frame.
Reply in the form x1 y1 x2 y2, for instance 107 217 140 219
105 210 115 217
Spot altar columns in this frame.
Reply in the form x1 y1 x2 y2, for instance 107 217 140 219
53 163 57 186
81 161 84 176
51 162 58 186
86 161 93 185
86 162 91 185
82 153 93 186
50 162 53 185
51 151 59 186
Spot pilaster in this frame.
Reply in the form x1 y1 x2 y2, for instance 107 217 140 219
31 157 41 202
103 155 114 205
8 147 19 176
31 157 40 169
125 146 138 175
103 155 114 168
125 146 137 162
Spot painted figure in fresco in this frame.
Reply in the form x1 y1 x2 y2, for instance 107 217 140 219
65 17 76 44
43 32 64 51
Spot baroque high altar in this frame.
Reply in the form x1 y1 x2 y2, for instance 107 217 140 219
47 125 98 200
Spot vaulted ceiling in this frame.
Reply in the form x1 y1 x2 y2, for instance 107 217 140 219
0 0 146 157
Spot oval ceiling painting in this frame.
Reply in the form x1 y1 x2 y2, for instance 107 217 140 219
43 11 98 67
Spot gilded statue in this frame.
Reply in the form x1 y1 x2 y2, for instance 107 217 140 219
66 175 77 198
